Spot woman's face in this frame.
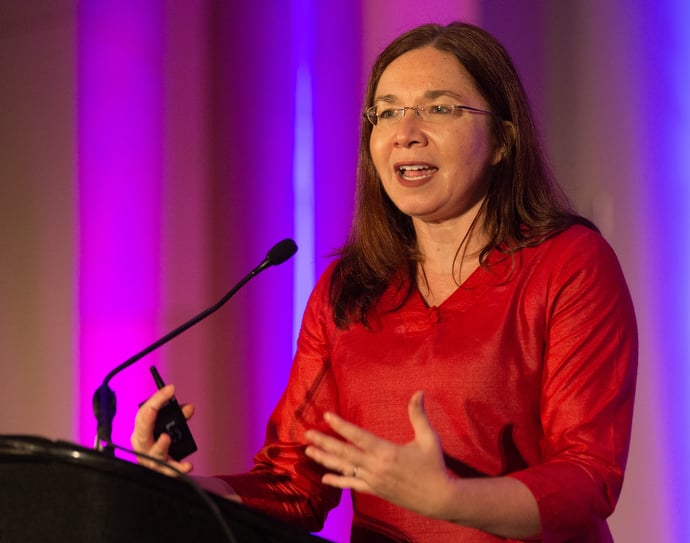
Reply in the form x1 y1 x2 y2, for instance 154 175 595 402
369 46 502 227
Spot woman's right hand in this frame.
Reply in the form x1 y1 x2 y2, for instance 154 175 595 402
131 384 242 502
131 384 195 475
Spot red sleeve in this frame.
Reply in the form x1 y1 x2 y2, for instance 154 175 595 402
508 228 638 542
215 263 342 532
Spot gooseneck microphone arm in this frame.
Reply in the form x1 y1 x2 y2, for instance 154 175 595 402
93 238 298 454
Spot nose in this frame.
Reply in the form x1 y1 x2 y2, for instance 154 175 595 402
393 108 427 148
400 106 423 120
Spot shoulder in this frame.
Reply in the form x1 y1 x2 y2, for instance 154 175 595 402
528 224 623 274
296 260 341 349
301 259 341 320
532 225 635 318
489 225 632 312
541 223 610 254
311 259 340 298
489 225 622 280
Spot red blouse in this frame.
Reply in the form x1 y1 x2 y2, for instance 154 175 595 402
220 225 638 543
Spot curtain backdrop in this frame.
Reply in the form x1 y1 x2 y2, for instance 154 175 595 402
1 1 688 541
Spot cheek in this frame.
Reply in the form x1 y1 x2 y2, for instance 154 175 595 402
369 133 389 173
455 128 496 168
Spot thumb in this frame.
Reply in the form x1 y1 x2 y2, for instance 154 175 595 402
408 390 434 441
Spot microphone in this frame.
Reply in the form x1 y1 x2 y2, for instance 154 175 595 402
93 238 298 456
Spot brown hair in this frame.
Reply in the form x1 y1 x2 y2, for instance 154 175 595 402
330 22 594 328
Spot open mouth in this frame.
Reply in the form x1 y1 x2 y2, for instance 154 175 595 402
398 164 438 180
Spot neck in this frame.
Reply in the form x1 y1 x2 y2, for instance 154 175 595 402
414 205 487 272
413 209 487 305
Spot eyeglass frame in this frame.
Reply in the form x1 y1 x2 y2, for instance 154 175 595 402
363 103 496 127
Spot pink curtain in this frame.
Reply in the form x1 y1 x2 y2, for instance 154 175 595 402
1 1 688 541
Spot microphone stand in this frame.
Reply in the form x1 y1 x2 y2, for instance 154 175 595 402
92 238 297 455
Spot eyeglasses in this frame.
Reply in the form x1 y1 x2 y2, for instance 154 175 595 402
363 103 495 127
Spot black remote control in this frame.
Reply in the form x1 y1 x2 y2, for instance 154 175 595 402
150 366 198 461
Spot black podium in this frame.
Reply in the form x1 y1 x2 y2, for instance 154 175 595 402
0 435 332 543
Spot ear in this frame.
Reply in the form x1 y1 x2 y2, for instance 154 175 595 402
491 120 516 165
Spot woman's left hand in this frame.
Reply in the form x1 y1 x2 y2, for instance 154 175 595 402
304 390 455 519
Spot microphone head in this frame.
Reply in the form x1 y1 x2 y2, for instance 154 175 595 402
266 238 298 266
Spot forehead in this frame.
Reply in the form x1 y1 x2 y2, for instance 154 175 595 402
374 46 481 102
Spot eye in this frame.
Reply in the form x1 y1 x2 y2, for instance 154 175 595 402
427 104 454 116
378 107 400 120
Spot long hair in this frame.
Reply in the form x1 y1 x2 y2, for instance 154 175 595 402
330 22 594 328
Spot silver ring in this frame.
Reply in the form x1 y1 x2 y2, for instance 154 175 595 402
352 466 358 477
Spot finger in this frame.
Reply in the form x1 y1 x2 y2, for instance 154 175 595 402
304 444 352 475
149 429 173 459
136 430 194 475
164 457 194 475
306 445 372 493
322 412 377 450
180 402 195 421
321 470 372 493
144 384 177 411
135 431 171 470
132 385 176 450
408 390 434 442
304 428 370 481
305 429 361 461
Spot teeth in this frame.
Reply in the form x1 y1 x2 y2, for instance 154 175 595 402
399 165 429 172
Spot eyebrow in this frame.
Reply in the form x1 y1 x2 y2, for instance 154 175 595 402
373 89 465 104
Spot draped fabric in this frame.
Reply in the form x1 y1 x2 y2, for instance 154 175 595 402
3 2 688 541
